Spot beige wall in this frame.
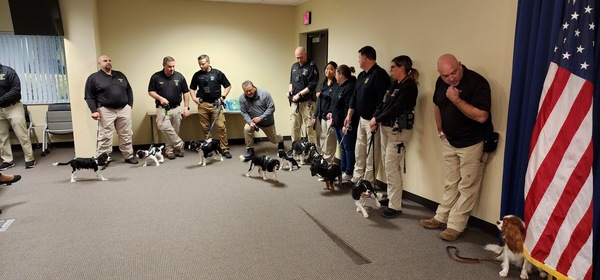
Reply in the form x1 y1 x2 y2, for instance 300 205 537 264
2 0 517 224
295 0 517 223
96 0 296 147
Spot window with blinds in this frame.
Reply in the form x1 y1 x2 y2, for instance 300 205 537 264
0 33 69 104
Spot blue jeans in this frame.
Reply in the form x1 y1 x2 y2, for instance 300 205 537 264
335 127 357 175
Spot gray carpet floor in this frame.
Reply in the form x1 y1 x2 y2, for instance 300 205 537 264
0 142 547 280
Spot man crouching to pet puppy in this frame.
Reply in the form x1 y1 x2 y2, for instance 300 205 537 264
148 56 190 160
239 80 284 159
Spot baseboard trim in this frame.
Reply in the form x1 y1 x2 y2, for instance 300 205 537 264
403 191 499 237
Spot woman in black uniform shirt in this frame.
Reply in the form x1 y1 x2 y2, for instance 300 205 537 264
370 55 419 218
312 61 338 163
328 65 357 183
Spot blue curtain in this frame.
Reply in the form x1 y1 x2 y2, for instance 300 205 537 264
501 0 599 278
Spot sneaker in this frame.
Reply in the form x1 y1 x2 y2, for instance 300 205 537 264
0 162 14 171
439 228 462 241
350 176 359 184
223 151 232 159
175 149 185 157
277 141 285 150
244 148 255 158
25 160 36 169
125 157 139 164
341 174 352 183
167 153 176 160
420 217 446 229
381 208 402 218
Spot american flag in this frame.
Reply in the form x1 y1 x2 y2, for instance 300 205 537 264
523 1 594 279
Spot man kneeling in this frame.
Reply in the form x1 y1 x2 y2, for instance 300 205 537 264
239 80 284 159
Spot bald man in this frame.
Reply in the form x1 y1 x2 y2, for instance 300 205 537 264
84 55 137 164
288 47 319 144
420 54 493 241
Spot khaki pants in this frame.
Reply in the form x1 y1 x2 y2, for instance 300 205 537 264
97 105 134 159
0 102 34 162
156 106 184 155
380 126 412 211
319 119 337 163
352 117 381 182
198 102 228 151
244 124 282 148
290 101 316 143
434 141 487 232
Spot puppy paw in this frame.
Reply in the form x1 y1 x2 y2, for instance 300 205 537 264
70 179 76 183
202 163 207 167
155 163 160 167
539 271 547 278
519 272 529 280
363 213 369 218
143 163 148 167
246 173 250 177
499 269 509 277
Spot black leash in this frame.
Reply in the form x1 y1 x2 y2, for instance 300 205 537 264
207 102 224 136
445 246 500 264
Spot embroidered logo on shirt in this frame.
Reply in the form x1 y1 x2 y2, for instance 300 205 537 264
210 76 215 81
174 80 179 86
118 78 124 83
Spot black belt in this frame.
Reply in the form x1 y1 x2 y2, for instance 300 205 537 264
381 120 394 127
156 105 179 109
0 101 18 108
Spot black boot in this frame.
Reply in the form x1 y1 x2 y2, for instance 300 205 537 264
278 141 285 150
244 148 255 158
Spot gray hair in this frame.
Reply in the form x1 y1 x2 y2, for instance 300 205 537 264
241 80 254 87
163 56 175 65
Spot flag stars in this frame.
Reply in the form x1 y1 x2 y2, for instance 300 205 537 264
563 22 570 29
562 52 572 60
590 22 595 30
574 29 581 36
580 62 589 70
571 12 579 20
584 5 593 13
577 45 585 53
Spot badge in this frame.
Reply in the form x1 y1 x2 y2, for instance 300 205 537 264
210 76 215 81
118 78 124 83
174 80 179 86
302 69 308 76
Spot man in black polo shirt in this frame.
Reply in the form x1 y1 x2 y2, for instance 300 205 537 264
148 56 190 160
420 54 492 241
344 46 390 184
84 55 137 164
288 47 319 144
189 54 232 159
0 63 36 170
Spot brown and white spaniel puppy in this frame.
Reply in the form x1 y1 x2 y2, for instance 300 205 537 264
484 215 547 279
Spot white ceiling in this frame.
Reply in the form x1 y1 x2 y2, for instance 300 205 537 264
202 0 309 6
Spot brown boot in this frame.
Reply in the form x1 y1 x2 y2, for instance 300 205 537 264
439 228 462 241
420 217 446 229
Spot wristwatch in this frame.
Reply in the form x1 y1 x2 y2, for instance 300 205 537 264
185 106 190 110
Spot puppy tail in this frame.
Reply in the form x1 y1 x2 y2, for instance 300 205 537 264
484 244 503 254
53 161 70 166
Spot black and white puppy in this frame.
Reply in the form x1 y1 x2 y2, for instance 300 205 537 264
240 154 280 181
187 138 223 166
136 145 164 167
291 138 316 165
352 179 384 218
53 152 110 183
310 158 342 191
277 149 300 171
